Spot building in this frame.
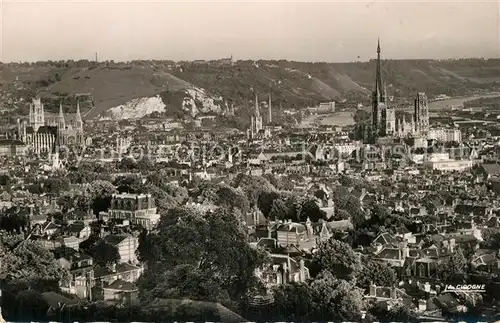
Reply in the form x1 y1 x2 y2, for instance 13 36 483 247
107 193 160 230
248 92 265 139
18 98 85 154
0 138 27 157
318 102 336 112
422 153 473 172
428 128 462 143
359 40 430 143
103 234 139 264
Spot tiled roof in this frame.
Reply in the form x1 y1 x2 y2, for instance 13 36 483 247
103 234 129 245
104 279 137 291
375 247 402 260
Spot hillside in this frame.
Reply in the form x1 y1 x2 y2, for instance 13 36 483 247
0 58 499 122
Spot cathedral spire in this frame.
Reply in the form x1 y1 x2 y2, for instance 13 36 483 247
254 91 260 118
374 38 384 102
58 102 65 127
57 102 66 146
76 100 83 127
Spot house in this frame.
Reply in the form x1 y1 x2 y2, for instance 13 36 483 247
102 234 139 264
102 279 139 306
364 284 414 310
41 221 59 236
66 221 91 239
477 163 500 181
54 247 94 299
41 291 80 317
65 210 94 225
275 221 308 247
256 253 309 288
93 262 143 287
373 241 409 268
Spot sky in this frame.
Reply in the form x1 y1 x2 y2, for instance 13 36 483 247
1 0 499 62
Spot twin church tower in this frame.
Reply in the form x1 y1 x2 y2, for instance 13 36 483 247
17 98 85 154
363 39 429 143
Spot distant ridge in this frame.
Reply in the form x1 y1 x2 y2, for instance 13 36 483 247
0 58 499 121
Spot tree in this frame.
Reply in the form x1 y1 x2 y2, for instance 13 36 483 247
272 271 364 321
334 209 351 221
310 238 362 280
357 260 398 290
146 185 178 213
438 248 468 283
269 198 289 221
215 184 249 214
137 207 266 303
272 282 318 321
299 198 326 222
0 235 70 292
231 174 275 207
368 302 419 322
114 175 145 193
90 240 120 266
257 191 280 217
77 180 117 215
310 271 364 321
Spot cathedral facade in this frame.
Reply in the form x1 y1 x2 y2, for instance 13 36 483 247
360 40 429 144
18 98 85 154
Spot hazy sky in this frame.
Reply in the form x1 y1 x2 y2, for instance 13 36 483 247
1 0 499 62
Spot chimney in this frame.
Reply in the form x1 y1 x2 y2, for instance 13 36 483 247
418 299 427 312
369 284 376 296
305 217 313 236
282 262 288 283
299 259 306 282
449 238 455 253
390 286 397 299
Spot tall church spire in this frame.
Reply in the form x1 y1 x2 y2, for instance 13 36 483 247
254 91 260 118
58 102 66 128
374 38 384 102
268 91 272 124
57 102 66 146
76 100 83 128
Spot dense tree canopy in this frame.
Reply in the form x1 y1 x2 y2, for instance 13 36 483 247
0 234 69 292
273 271 364 321
90 240 121 266
310 238 362 280
137 207 267 303
357 260 398 291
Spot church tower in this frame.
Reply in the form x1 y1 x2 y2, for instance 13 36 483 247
268 91 272 125
75 100 84 145
57 102 66 145
29 98 45 132
254 92 263 133
372 39 388 137
414 93 429 135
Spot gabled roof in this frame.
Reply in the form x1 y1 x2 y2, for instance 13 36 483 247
41 291 79 309
375 247 403 260
104 279 137 291
276 222 306 233
102 234 129 246
373 232 398 246
480 163 500 176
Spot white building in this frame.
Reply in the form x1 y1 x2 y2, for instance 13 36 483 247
107 193 160 231
423 153 473 172
428 128 462 143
